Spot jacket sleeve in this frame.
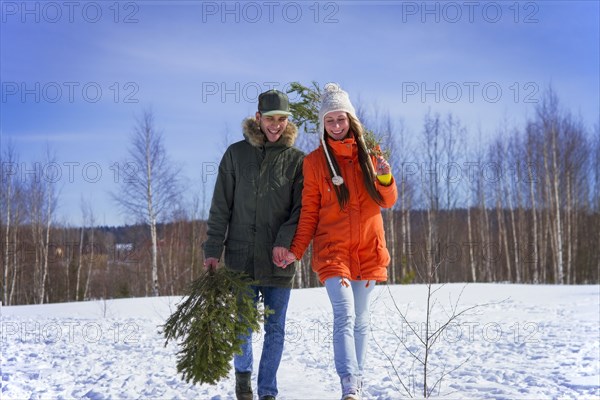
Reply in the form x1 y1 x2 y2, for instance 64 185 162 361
274 154 304 248
202 150 235 259
376 176 398 209
290 156 321 259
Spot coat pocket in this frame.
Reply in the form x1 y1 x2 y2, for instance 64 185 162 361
375 235 390 266
322 177 334 205
224 240 251 273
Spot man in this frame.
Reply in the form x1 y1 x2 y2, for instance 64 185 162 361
203 89 304 400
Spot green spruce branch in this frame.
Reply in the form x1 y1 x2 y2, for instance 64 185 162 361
163 268 271 385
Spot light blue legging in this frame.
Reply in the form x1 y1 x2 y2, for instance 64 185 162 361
324 277 376 382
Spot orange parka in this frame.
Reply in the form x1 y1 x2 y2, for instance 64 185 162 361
290 136 398 283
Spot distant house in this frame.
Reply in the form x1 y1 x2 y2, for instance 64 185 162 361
115 243 134 252
113 243 136 264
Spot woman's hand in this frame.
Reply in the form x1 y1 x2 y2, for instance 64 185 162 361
376 156 391 175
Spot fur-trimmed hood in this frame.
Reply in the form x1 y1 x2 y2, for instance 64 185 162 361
242 117 298 148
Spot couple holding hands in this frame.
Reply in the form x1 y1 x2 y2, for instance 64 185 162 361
203 83 397 400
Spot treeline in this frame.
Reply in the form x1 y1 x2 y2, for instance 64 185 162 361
0 220 207 305
1 88 598 305
376 91 600 287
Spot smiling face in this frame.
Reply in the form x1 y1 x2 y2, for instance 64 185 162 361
324 111 350 141
256 112 289 143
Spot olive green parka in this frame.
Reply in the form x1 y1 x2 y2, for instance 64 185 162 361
203 117 304 287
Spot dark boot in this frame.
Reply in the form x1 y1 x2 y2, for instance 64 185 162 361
235 371 253 400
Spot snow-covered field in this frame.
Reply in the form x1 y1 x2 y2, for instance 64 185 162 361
2 284 599 399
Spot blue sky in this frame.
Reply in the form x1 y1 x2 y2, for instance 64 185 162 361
1 0 599 226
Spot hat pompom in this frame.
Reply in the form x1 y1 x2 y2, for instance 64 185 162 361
324 82 341 92
323 83 342 98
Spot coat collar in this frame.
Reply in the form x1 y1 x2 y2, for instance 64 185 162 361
242 117 298 148
325 134 356 158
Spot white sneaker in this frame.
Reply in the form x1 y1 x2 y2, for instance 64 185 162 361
341 375 361 400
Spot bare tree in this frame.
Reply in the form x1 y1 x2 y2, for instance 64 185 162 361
538 92 565 284
7 185 23 305
113 109 181 296
382 115 402 283
1 144 19 305
76 199 86 301
442 114 464 212
24 147 59 304
421 112 442 282
76 197 95 301
374 262 505 398
398 124 416 283
523 122 541 282
461 133 478 283
83 208 96 301
489 136 511 281
476 130 493 281
560 116 588 284
505 132 523 283
189 193 203 282
442 114 465 281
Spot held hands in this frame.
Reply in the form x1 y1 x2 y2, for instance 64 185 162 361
272 246 297 269
205 248 296 272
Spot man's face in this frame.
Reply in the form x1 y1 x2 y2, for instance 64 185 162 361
256 112 289 143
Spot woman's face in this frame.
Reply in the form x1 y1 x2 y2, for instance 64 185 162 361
324 111 350 141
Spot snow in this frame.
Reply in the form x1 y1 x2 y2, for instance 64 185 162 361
1 284 599 399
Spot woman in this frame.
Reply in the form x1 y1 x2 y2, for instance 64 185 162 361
276 83 397 400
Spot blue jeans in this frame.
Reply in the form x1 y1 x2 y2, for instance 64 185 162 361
234 285 291 398
324 277 376 385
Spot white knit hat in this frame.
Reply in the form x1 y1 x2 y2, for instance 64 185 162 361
318 83 357 135
319 83 356 186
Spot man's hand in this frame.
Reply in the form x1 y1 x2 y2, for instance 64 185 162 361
203 257 219 271
273 247 297 268
272 246 287 267
273 247 296 268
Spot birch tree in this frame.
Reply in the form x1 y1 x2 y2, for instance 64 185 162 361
522 122 540 282
24 147 58 304
421 112 442 282
537 92 564 284
113 110 181 296
76 197 96 300
1 145 20 305
398 129 416 282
